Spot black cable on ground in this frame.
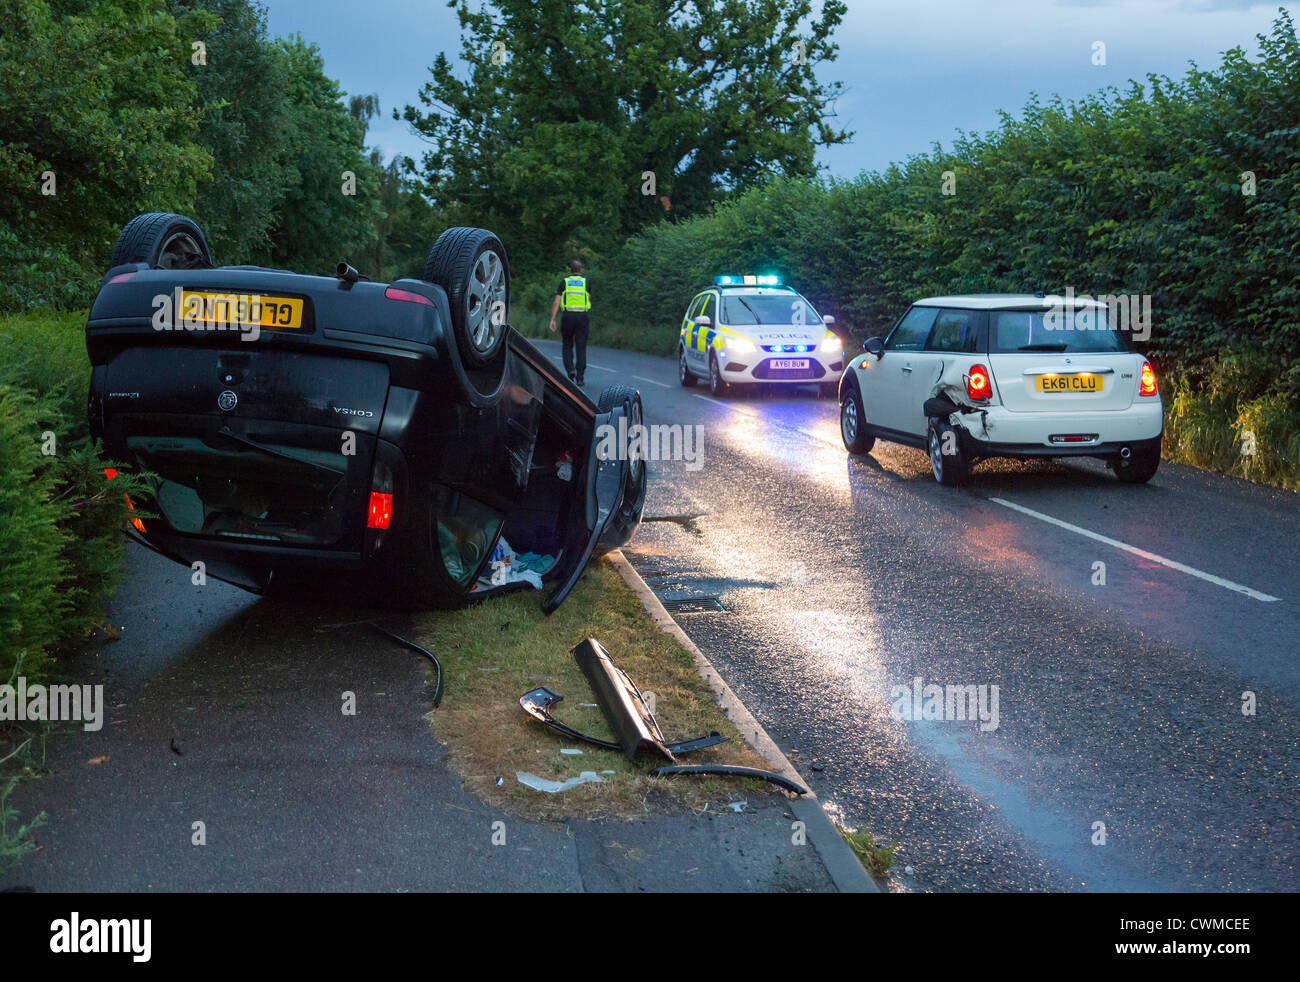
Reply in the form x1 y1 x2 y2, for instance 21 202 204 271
368 622 443 707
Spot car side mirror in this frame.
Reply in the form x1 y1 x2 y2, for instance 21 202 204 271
693 315 711 327
863 336 884 358
822 314 835 325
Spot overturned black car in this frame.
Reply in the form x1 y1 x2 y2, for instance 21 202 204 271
86 213 645 612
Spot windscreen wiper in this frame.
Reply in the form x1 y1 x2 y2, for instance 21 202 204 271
1017 343 1068 351
212 426 343 476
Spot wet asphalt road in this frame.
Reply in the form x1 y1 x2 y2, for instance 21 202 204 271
539 339 1300 892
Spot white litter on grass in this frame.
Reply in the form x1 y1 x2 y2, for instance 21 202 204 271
560 749 584 755
516 771 606 793
727 801 747 813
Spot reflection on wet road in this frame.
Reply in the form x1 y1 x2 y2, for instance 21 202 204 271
542 341 1300 892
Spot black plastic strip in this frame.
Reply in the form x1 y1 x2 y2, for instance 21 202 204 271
648 764 808 796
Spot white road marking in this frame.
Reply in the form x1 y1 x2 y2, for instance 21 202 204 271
632 374 671 388
586 363 615 372
989 497 1281 602
798 427 841 448
693 394 728 407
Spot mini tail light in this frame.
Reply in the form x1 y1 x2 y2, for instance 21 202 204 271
1139 361 1158 396
384 286 433 306
367 492 393 530
967 364 992 402
107 271 137 284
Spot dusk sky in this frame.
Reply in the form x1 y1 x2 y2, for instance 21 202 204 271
263 0 1297 179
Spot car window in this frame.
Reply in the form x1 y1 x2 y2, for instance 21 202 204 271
885 306 939 351
699 294 717 322
683 295 705 326
990 309 1128 353
925 309 980 353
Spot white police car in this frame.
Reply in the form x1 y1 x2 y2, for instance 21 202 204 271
839 294 1163 485
678 276 845 397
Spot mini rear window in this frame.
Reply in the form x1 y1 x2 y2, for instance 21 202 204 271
990 308 1130 353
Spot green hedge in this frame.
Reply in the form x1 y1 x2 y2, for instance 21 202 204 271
0 311 135 684
590 12 1300 385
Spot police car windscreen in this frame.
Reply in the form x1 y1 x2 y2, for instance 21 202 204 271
722 294 819 325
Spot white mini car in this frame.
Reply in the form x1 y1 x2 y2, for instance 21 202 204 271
839 294 1163 484
678 276 845 397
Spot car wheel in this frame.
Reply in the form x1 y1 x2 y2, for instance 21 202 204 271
109 213 213 271
595 384 647 552
928 419 970 486
679 347 697 387
708 354 728 397
1111 445 1160 484
840 387 875 454
423 227 510 369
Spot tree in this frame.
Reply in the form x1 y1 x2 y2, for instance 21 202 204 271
167 0 290 264
398 0 850 275
0 0 214 309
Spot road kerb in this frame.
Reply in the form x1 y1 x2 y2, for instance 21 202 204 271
606 550 879 894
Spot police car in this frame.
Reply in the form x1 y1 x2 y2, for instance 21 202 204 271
678 276 845 397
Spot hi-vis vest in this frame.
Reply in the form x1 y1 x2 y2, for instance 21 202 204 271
562 275 590 312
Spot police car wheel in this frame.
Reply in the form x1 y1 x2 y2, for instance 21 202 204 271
423 227 510 369
679 347 697 387
928 419 971 486
708 354 728 397
840 388 875 454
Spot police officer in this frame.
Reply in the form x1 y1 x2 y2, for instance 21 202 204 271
549 259 590 386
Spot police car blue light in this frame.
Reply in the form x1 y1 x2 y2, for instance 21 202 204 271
713 274 782 287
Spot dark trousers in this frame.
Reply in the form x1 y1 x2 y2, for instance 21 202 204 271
560 311 589 379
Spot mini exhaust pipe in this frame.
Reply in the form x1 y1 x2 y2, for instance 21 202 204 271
1120 446 1132 459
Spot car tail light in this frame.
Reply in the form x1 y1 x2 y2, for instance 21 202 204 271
1139 361 1157 396
384 286 433 306
967 364 992 402
107 271 137 284
367 492 393 530
104 469 145 532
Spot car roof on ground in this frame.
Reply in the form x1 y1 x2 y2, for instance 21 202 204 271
914 293 1109 310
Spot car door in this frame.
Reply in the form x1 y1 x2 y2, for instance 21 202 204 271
690 292 718 372
861 305 938 434
681 293 706 365
894 307 983 436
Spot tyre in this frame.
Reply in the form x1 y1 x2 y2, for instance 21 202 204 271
840 386 875 454
928 419 970 486
595 384 647 551
708 353 729 397
423 227 510 368
1111 445 1160 484
109 213 213 271
679 347 697 387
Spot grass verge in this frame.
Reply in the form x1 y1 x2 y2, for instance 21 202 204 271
839 825 897 880
410 556 778 822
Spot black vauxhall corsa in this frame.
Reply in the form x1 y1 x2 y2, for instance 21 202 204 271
85 213 646 612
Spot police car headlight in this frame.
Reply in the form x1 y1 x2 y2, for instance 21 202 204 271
726 338 756 354
820 335 842 353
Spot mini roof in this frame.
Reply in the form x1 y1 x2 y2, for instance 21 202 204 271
914 293 1110 310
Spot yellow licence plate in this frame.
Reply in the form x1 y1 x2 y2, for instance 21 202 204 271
179 291 303 330
1036 373 1100 393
